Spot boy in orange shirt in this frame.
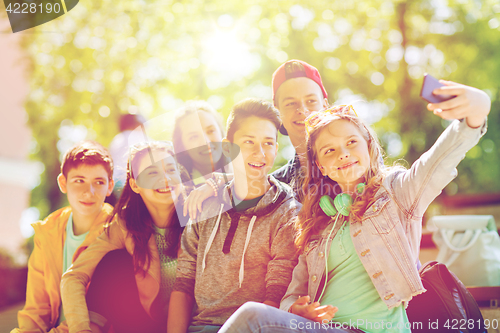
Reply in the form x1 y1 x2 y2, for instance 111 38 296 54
12 141 114 333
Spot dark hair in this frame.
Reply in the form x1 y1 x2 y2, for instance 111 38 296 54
172 100 229 175
226 98 282 142
119 114 146 132
61 141 113 179
107 141 187 273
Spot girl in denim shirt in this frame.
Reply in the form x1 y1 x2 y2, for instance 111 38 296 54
218 80 490 333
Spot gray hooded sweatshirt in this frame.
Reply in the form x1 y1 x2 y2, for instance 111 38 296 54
174 176 301 326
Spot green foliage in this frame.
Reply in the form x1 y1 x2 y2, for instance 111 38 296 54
19 0 500 216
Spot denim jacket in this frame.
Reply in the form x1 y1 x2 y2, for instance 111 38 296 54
281 119 487 312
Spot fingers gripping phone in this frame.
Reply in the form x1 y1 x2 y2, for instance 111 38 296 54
420 74 454 103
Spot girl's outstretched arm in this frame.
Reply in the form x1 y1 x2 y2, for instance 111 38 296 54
391 80 489 219
426 80 491 128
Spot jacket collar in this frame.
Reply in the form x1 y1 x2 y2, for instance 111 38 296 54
220 175 291 217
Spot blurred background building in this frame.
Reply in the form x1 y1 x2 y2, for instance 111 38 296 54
0 15 40 265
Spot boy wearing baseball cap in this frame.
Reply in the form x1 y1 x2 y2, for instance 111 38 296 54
270 60 329 197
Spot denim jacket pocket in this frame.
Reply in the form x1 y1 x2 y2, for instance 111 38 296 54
363 195 398 234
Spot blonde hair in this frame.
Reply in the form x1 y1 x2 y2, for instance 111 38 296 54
295 114 390 251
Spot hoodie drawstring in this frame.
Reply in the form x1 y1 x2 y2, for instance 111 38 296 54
239 215 257 288
201 204 224 273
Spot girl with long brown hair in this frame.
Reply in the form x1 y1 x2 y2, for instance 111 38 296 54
61 141 188 333
218 80 490 333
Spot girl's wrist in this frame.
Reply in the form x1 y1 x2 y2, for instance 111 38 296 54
214 173 225 188
206 178 218 197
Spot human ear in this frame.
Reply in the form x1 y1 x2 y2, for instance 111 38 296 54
322 98 329 109
57 173 67 194
129 178 140 194
106 179 114 196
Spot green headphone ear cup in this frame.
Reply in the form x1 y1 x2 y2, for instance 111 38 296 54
319 195 337 217
320 183 365 217
334 193 353 216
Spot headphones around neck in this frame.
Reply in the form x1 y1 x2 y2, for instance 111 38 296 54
319 183 365 217
316 182 365 302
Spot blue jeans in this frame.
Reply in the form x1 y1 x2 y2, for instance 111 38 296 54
218 302 358 333
188 325 222 332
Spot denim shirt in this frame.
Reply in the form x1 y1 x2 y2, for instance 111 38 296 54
281 119 487 312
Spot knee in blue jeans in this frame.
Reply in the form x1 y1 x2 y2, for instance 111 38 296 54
230 302 272 324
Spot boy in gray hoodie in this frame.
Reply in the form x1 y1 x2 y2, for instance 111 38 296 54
168 98 301 333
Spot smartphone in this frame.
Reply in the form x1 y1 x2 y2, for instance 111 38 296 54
420 74 454 103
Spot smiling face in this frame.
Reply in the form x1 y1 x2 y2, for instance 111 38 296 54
276 77 328 149
58 164 113 221
130 150 182 209
229 116 279 185
314 119 370 193
178 111 223 171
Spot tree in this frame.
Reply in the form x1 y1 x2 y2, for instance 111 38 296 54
18 0 500 218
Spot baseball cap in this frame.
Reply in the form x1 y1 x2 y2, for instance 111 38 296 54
272 60 328 105
272 60 328 135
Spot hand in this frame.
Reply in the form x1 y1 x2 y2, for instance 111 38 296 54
290 295 338 323
427 80 491 128
183 183 214 219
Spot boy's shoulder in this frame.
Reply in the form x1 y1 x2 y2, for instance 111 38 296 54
192 196 227 224
270 198 301 227
191 177 301 224
269 176 302 211
34 206 73 230
253 177 301 225
33 203 113 232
